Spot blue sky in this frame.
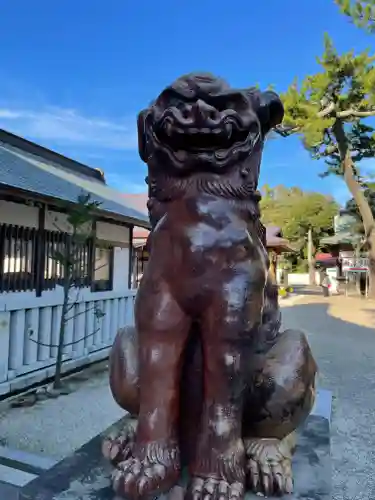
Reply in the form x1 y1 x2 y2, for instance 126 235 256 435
0 0 373 205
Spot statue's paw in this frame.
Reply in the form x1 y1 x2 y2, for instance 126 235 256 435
102 424 136 466
187 477 244 500
245 435 295 496
111 441 180 499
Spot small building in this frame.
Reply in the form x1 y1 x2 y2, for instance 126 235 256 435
320 210 369 294
265 226 294 282
0 129 150 395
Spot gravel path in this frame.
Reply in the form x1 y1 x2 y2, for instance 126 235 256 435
282 293 375 500
0 366 123 460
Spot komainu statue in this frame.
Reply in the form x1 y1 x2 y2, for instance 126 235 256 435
103 73 317 500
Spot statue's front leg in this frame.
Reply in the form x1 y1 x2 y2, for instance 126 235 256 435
112 282 191 500
187 272 265 500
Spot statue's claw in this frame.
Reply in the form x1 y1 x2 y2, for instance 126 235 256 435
102 424 136 466
187 477 244 500
110 440 181 499
245 434 295 496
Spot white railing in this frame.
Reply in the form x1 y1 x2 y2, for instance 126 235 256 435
0 288 137 395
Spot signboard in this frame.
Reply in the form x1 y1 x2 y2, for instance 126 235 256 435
341 256 369 272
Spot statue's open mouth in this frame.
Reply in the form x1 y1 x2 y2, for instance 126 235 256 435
149 101 259 164
155 117 250 153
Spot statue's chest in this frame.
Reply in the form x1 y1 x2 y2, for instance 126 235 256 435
185 221 249 254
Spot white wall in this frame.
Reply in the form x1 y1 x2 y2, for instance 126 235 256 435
285 272 321 286
0 201 39 228
97 221 129 245
96 222 130 292
45 209 92 234
287 273 310 286
113 247 130 291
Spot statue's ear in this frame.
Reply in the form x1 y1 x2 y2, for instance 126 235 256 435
257 91 284 136
137 110 148 162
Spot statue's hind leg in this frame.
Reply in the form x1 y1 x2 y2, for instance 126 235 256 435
242 329 317 496
102 326 139 466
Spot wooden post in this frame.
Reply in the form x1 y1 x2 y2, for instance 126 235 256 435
35 204 46 297
128 226 133 290
308 227 315 286
269 251 277 284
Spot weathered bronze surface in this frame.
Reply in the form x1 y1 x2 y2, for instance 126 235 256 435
104 73 317 499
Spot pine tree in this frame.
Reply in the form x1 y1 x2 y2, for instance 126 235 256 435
335 0 375 32
277 35 375 296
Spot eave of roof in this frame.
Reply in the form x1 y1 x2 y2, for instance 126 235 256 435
0 142 150 229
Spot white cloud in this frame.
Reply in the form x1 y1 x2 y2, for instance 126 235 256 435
0 106 137 150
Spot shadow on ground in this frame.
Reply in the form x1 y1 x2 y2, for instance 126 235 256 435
282 301 375 500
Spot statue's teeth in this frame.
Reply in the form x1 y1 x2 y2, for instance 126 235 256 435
166 122 173 136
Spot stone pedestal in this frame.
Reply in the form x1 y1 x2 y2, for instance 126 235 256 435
19 390 332 500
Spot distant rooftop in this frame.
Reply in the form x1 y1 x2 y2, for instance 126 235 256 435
0 129 150 228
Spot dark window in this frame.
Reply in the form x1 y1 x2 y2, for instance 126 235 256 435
43 230 92 290
0 224 37 292
0 222 114 294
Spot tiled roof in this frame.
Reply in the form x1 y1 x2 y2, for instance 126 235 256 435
0 142 150 228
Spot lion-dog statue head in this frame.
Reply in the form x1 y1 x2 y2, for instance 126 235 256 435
137 72 284 225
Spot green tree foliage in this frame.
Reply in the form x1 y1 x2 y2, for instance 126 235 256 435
277 35 375 295
346 182 375 225
260 185 338 270
335 0 375 32
280 36 375 170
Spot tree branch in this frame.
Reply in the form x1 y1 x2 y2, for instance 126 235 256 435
29 327 101 348
273 124 300 136
317 102 336 117
337 109 375 118
317 101 375 119
64 304 99 323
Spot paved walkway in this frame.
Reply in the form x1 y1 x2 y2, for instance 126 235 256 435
282 292 375 500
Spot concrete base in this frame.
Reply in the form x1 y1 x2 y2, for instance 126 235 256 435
19 391 332 500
